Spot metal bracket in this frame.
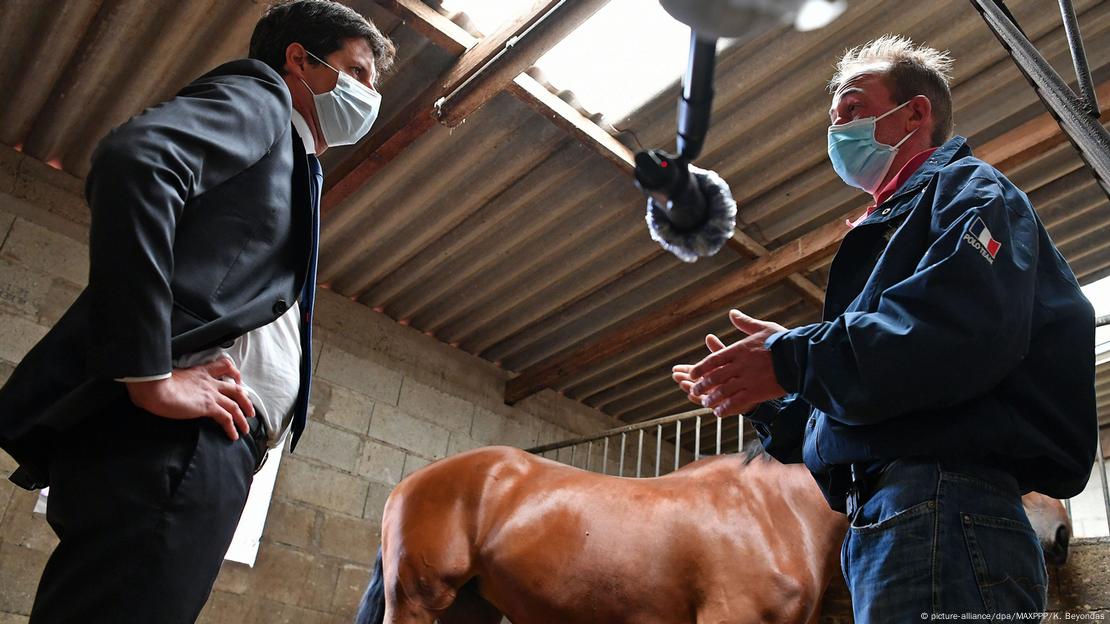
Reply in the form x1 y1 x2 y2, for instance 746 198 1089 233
969 0 1110 199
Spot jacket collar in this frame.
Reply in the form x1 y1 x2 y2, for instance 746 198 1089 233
860 135 972 225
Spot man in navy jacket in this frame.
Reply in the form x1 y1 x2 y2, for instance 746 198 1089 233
0 2 393 621
674 36 1096 622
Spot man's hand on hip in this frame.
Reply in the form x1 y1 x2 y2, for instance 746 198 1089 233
681 310 789 417
124 357 254 440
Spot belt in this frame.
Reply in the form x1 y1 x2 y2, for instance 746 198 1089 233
843 457 1017 518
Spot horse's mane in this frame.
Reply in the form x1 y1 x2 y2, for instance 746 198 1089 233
742 439 771 465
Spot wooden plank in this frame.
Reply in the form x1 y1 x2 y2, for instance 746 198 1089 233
504 215 850 404
727 230 825 307
436 0 612 128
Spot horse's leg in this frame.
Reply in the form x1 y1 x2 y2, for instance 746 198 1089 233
382 543 472 624
439 582 504 624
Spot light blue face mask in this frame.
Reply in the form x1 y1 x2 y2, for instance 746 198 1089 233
827 99 917 194
302 51 381 147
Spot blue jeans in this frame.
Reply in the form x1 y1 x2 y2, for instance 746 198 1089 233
841 459 1047 623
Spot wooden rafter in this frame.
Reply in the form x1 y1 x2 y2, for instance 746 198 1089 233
505 80 1110 404
434 0 610 128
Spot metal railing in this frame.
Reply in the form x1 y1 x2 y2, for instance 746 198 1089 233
527 408 1110 537
528 408 743 477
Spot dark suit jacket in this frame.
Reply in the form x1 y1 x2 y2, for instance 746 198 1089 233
0 59 314 488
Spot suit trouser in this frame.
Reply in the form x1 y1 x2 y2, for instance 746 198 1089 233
29 400 262 624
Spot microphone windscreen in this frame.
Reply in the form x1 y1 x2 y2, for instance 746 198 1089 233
645 167 737 263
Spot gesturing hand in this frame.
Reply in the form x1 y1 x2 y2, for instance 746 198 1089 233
673 310 789 417
125 357 255 440
673 334 727 407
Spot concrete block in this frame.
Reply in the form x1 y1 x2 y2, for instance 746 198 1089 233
0 448 18 474
212 560 251 595
262 499 318 551
0 490 56 553
362 481 393 522
294 422 362 473
311 335 323 375
319 512 379 565
0 259 50 321
535 419 576 448
0 313 46 364
196 589 252 624
0 612 30 624
243 543 340 612
357 439 406 486
0 360 13 386
0 542 48 616
1 219 87 286
315 343 402 406
10 157 89 230
402 454 432 480
0 481 15 524
313 291 505 404
368 404 449 460
274 456 367 518
0 149 19 195
313 381 374 435
447 431 484 457
36 277 80 327
471 408 538 448
397 377 474 434
333 563 372 617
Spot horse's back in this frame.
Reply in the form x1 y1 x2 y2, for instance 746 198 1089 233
379 446 846 624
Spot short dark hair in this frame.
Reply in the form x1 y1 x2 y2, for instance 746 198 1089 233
249 0 396 82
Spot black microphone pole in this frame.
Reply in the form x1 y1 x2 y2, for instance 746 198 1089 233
634 32 718 232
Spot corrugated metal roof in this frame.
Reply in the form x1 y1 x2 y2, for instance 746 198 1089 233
1 0 1107 441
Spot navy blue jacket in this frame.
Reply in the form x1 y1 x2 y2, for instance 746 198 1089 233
750 136 1097 512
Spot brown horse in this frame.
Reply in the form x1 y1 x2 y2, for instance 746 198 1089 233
355 446 1071 624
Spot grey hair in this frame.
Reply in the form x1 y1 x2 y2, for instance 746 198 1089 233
829 35 955 146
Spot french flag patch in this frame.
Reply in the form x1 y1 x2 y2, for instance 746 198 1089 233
964 217 1001 263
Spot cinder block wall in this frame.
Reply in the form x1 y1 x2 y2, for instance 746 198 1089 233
0 146 628 623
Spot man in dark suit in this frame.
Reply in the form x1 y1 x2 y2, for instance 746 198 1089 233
0 1 394 621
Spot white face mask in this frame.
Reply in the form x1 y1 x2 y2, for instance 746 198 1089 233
302 51 381 147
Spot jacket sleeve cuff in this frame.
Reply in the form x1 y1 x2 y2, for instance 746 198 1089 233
765 330 801 395
115 372 172 383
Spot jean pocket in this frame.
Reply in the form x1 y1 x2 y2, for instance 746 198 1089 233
851 499 935 534
960 513 1047 614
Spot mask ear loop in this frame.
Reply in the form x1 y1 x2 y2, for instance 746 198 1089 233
878 98 920 149
893 126 918 149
